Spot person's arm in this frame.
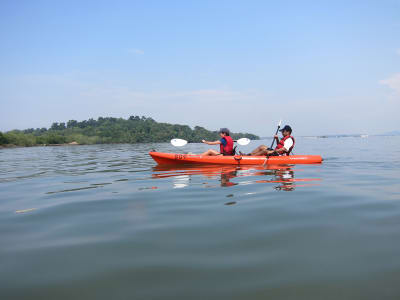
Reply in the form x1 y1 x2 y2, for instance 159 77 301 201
275 147 287 154
266 145 287 155
282 138 293 152
274 135 279 144
202 139 221 145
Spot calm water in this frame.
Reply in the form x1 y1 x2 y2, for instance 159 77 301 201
1 136 400 300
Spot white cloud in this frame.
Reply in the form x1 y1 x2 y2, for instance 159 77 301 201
379 73 400 99
128 48 144 55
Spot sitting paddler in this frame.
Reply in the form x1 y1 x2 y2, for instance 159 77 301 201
246 125 295 156
201 128 234 156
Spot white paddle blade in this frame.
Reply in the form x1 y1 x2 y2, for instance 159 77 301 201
278 119 282 127
171 138 188 147
236 138 250 146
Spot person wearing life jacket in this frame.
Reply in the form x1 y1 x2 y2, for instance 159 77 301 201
201 128 235 156
248 125 295 156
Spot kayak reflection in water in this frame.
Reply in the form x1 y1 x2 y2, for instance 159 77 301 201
246 125 295 156
220 168 238 187
274 168 295 191
220 166 298 190
219 165 296 190
201 128 235 156
152 164 321 191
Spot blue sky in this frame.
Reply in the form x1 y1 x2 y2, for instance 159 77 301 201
1 0 399 136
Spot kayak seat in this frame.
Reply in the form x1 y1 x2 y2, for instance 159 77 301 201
223 145 236 156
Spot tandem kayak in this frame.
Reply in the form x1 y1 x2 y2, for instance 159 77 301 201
149 152 323 165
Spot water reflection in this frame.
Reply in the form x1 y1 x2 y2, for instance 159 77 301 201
152 164 321 191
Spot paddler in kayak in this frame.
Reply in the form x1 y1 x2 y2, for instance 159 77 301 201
201 128 235 156
246 125 295 156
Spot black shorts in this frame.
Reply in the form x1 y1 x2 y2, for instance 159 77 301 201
268 152 279 156
266 148 279 156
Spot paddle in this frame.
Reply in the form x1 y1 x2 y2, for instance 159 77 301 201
235 138 251 146
170 138 187 147
263 121 282 165
171 138 251 147
270 120 282 149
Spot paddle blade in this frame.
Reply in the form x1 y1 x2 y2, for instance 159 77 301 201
171 139 187 147
278 119 282 127
236 138 250 146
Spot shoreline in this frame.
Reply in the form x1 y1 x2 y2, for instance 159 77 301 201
0 142 81 149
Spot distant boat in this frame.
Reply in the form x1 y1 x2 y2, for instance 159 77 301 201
361 135 368 138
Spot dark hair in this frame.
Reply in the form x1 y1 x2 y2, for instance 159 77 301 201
219 128 230 136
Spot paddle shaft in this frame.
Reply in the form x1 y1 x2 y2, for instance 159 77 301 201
270 125 281 149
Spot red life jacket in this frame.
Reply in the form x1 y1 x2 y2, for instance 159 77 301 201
275 135 295 155
220 136 234 155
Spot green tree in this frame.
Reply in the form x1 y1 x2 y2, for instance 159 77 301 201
67 120 78 128
2 116 260 146
0 132 9 145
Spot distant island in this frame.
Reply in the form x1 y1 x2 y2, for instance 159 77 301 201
0 116 259 147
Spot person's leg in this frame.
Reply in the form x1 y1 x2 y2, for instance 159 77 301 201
201 149 221 156
250 145 268 156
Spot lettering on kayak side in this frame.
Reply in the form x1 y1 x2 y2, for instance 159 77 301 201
175 154 187 160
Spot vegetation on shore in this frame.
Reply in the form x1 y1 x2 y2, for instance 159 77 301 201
0 116 259 147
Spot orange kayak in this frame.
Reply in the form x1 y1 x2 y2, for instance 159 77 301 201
149 152 323 165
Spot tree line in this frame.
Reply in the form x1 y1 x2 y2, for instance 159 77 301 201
0 116 259 147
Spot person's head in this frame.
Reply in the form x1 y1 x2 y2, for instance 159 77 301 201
219 128 230 137
279 125 292 136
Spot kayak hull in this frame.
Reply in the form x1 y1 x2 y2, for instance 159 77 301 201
149 152 322 165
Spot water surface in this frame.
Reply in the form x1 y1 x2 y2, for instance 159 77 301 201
1 136 400 299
